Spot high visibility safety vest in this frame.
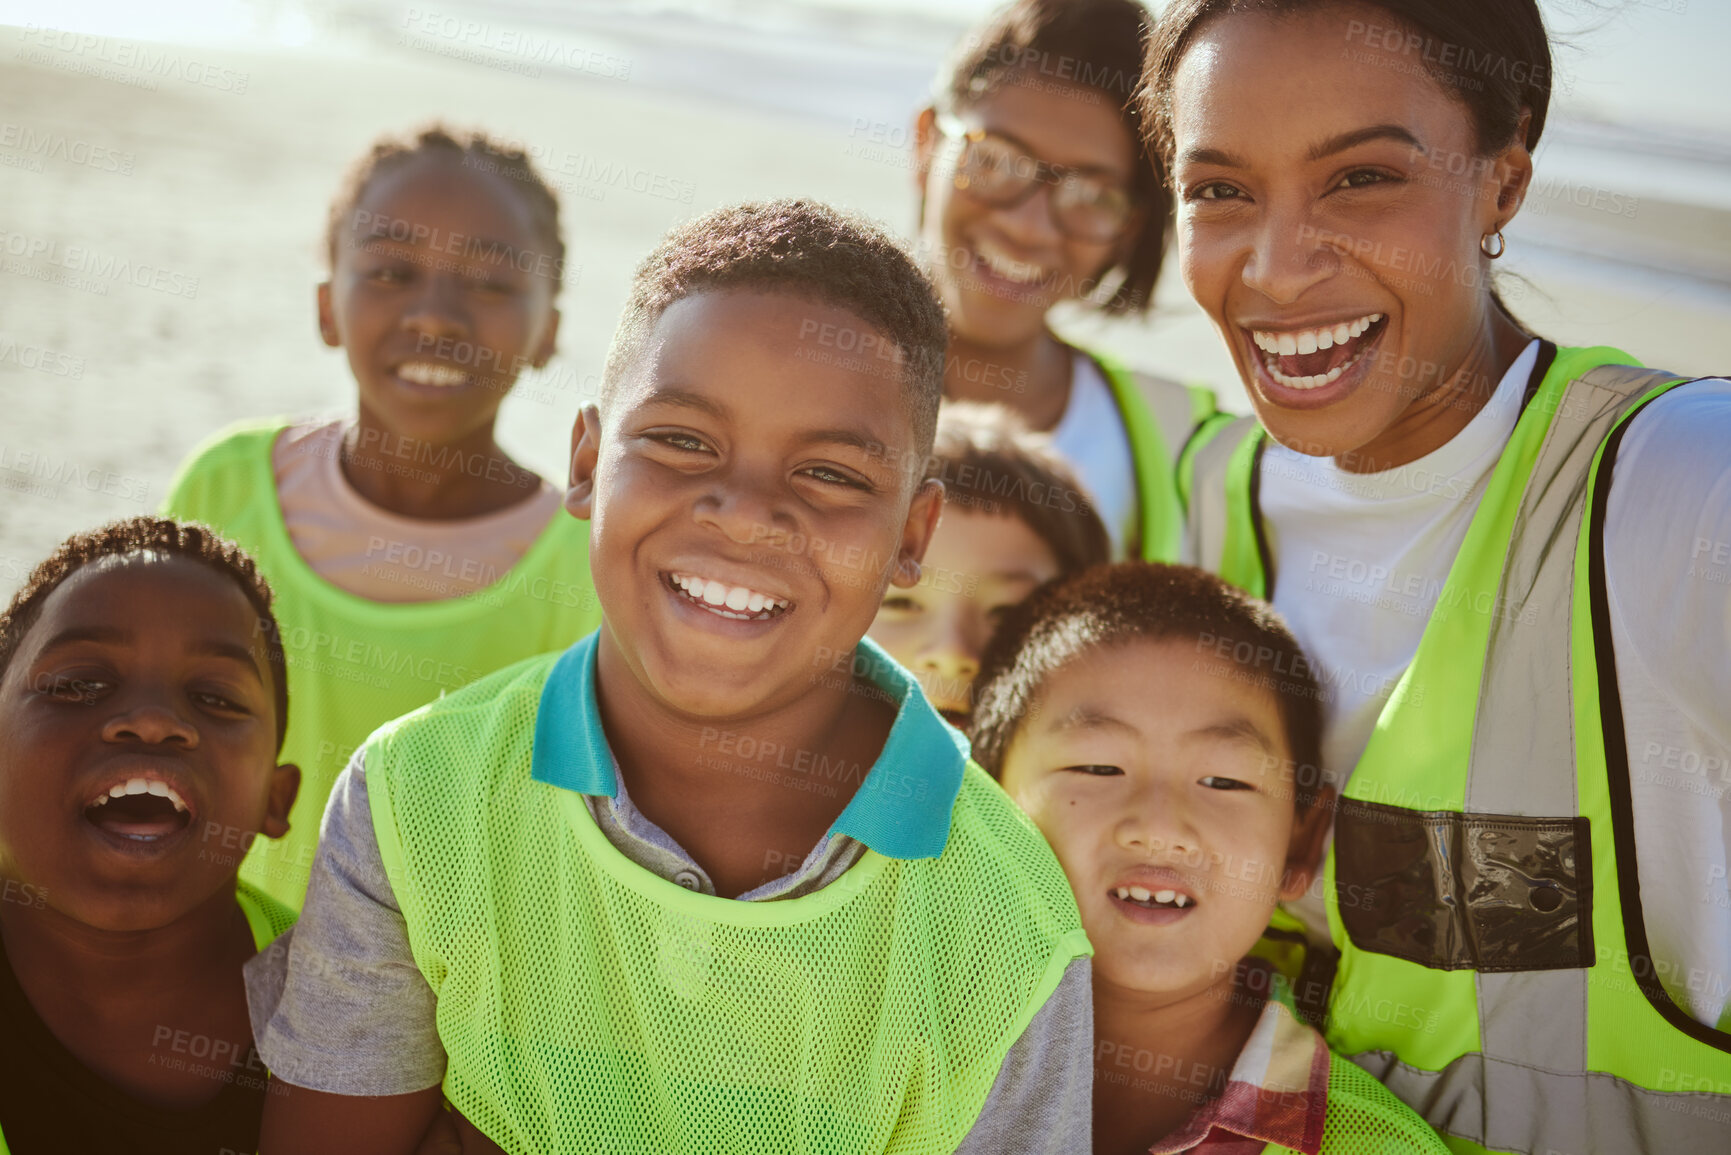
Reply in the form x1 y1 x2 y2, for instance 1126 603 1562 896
0 881 295 1155
1187 344 1731 1153
365 650 1091 1155
1082 348 1230 562
163 418 602 909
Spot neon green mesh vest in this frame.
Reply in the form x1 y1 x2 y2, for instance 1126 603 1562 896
365 636 1091 1154
162 418 601 908
1187 345 1731 1153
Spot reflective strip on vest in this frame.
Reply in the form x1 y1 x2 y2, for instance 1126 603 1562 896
1187 346 1731 1152
1089 350 1215 562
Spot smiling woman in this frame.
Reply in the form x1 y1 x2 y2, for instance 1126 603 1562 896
1140 2 1731 1152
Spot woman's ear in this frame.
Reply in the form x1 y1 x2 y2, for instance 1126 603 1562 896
913 105 941 224
565 404 602 521
1488 107 1536 231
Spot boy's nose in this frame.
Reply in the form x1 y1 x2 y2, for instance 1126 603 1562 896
1116 782 1199 859
102 703 198 748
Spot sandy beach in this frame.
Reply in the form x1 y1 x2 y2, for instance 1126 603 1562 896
2 3 1728 592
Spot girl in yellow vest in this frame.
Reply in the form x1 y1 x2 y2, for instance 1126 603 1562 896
163 125 600 910
1142 0 1731 1150
912 0 1226 562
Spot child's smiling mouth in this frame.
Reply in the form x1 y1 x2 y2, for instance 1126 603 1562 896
665 572 793 622
81 772 195 845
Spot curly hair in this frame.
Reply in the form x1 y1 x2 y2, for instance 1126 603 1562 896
324 122 567 297
933 0 1167 316
968 562 1325 810
926 402 1110 577
0 518 289 753
602 199 949 453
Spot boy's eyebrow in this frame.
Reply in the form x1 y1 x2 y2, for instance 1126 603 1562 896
1048 706 1140 738
1192 716 1279 757
642 390 892 459
34 624 129 654
188 639 269 681
640 387 728 419
36 627 266 680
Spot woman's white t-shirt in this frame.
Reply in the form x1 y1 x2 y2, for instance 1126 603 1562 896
1261 340 1731 1027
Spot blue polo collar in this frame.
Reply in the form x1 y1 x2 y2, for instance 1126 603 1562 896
531 631 967 860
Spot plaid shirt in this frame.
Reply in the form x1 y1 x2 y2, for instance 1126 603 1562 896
1145 966 1331 1155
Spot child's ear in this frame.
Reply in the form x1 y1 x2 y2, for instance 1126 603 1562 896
890 478 945 589
529 306 562 370
316 282 341 348
261 763 301 840
564 404 602 522
1278 784 1336 903
913 106 939 190
912 106 941 230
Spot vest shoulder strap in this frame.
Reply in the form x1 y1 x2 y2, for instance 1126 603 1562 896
1185 415 1263 584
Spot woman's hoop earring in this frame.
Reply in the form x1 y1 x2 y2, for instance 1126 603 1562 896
1481 229 1507 259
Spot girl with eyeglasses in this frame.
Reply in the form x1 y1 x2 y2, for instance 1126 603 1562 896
913 0 1227 562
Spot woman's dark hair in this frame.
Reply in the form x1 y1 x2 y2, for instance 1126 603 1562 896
1138 0 1553 175
933 0 1167 316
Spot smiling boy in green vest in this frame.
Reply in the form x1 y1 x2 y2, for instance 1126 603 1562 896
245 200 1095 1155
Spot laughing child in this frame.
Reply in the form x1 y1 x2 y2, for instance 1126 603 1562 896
868 402 1109 725
0 518 301 1154
164 125 600 909
247 200 1095 1154
971 563 1447 1154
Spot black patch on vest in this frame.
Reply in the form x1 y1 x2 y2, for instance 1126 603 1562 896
1334 799 1592 972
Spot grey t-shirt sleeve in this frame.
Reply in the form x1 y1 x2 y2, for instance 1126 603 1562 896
243 750 447 1096
953 955 1094 1154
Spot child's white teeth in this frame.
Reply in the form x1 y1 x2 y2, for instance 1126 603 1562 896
1128 886 1151 902
1154 889 1176 904
90 778 189 812
398 361 467 387
1176 894 1192 907
672 573 785 616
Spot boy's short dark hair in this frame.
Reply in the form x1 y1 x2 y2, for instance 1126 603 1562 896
927 403 1110 577
0 518 290 754
969 562 1325 809
325 122 566 297
602 199 949 454
936 0 1167 316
